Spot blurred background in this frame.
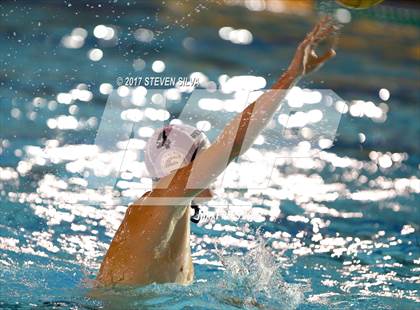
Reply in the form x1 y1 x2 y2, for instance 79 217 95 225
0 0 419 309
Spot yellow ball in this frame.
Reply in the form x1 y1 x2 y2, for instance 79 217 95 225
335 0 384 9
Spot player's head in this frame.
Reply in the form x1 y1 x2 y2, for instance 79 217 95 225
144 123 213 201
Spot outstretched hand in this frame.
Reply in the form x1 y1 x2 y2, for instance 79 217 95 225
288 16 339 78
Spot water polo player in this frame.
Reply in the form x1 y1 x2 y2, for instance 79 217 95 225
97 17 338 286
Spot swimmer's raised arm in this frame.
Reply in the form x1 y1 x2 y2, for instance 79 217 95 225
97 17 338 287
145 17 338 206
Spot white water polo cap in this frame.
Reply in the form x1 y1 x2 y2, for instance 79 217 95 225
144 124 210 180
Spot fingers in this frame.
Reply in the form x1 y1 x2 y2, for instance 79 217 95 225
309 16 341 45
310 16 332 39
299 16 340 56
307 18 323 39
301 16 329 47
314 24 339 44
315 49 336 65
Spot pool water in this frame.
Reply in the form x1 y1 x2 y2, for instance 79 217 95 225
0 1 419 309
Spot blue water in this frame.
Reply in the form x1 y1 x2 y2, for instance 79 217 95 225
1 1 419 309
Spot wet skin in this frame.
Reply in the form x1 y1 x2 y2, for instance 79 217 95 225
96 17 338 286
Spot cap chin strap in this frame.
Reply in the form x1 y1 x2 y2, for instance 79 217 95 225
190 204 200 223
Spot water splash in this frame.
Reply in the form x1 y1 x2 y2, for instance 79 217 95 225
83 237 306 309
214 237 307 309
